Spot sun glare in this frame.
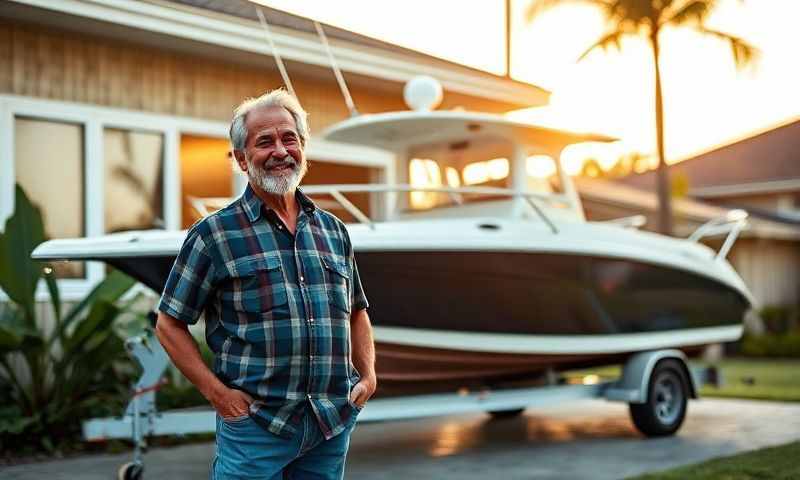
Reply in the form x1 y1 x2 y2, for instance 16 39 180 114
510 0 800 172
257 0 799 175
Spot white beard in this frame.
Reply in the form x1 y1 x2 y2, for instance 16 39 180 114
247 154 308 195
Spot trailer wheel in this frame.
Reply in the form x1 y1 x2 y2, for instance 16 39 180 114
629 359 688 437
488 408 525 419
118 461 143 480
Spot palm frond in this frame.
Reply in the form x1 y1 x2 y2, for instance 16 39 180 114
608 0 658 25
577 28 626 60
698 27 760 69
661 0 717 27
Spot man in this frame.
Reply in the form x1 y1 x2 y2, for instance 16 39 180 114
155 89 376 480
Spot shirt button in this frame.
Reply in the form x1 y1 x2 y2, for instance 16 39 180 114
309 317 314 323
310 355 314 361
299 275 305 283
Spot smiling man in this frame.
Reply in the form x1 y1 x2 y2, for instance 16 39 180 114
155 89 376 480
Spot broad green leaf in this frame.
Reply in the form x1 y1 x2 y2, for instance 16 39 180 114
0 324 23 351
54 270 135 344
0 186 46 323
42 267 61 325
0 188 138 453
0 411 37 435
0 306 31 352
64 300 119 353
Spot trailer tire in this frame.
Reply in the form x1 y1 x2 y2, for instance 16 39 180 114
488 408 525 419
118 461 143 480
629 359 688 437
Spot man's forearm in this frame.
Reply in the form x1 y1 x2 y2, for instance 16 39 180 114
350 308 376 382
155 312 226 401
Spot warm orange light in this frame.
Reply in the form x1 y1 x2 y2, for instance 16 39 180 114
409 158 442 209
258 0 798 179
445 166 461 187
463 158 510 185
509 0 800 175
526 155 556 178
582 374 600 385
463 162 488 185
487 157 510 180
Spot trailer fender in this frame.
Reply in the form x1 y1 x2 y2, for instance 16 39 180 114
604 350 698 404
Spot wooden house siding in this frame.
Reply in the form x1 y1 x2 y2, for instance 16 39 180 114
730 239 800 308
0 20 414 130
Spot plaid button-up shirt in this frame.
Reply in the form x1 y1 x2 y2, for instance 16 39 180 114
158 185 368 440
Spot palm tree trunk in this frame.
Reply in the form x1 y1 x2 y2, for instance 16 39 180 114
651 32 673 235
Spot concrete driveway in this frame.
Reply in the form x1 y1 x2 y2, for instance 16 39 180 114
4 398 799 479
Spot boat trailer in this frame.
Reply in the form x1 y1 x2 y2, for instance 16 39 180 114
88 327 719 480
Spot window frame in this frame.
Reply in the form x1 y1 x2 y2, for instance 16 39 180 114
0 94 393 300
0 95 227 300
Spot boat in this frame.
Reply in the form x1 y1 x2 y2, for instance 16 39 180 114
32 78 753 395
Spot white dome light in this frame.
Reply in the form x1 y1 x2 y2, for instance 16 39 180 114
403 75 443 111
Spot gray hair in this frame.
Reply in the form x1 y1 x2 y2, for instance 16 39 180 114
229 89 309 151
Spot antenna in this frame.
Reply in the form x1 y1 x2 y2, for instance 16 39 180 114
313 20 358 117
255 7 296 98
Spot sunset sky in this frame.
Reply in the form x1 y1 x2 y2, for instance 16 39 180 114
257 0 800 172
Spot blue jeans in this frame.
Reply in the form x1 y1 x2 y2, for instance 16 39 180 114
212 406 356 480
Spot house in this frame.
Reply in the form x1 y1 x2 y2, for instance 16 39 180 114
0 0 547 299
616 119 800 308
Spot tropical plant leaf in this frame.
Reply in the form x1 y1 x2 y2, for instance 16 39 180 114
0 407 38 435
661 0 715 27
0 185 137 454
63 300 119 354
577 28 626 61
0 186 46 323
0 306 32 352
698 27 759 69
42 266 61 325
54 270 136 344
0 325 23 351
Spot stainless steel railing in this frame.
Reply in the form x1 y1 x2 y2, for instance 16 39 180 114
687 209 748 260
189 184 569 234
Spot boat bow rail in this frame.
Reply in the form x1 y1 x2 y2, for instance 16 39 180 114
190 184 568 234
596 214 648 229
687 209 748 260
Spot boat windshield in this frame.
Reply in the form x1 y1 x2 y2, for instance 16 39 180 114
406 138 562 211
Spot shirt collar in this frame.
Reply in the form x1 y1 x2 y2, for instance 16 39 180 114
241 184 316 223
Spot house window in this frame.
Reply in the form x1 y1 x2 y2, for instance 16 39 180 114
179 134 233 228
14 117 85 279
103 128 165 233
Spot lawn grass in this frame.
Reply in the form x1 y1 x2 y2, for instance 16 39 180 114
698 358 800 403
625 441 800 480
563 358 800 402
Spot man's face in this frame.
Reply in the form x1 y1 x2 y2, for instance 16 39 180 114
235 105 307 195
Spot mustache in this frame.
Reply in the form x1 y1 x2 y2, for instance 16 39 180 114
263 155 298 170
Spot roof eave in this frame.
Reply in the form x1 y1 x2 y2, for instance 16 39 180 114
9 0 549 109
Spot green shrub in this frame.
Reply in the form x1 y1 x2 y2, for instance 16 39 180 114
0 185 137 454
740 332 800 358
759 306 798 334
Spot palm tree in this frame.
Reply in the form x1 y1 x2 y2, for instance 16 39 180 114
527 0 757 235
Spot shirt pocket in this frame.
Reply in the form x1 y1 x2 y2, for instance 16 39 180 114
321 255 351 318
224 254 289 314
